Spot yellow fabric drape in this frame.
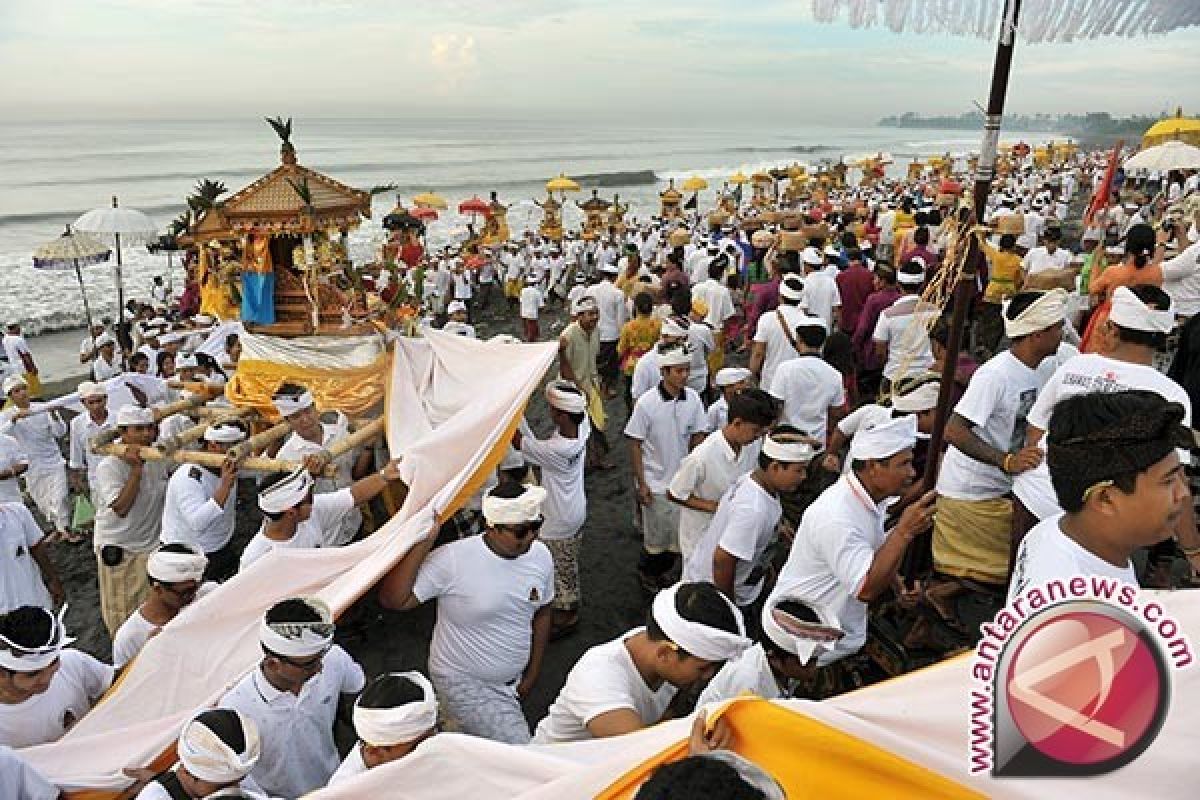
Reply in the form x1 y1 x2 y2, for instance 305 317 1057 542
225 355 388 420
198 246 240 321
596 697 984 800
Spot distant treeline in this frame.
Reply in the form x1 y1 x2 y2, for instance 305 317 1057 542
879 110 1161 136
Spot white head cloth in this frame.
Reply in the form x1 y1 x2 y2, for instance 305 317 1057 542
801 247 823 266
660 317 688 338
116 405 155 426
658 344 692 368
78 380 107 399
650 583 750 662
896 267 925 286
571 295 598 315
1003 288 1068 338
447 300 467 315
258 467 315 514
482 484 548 526
1109 286 1174 334
353 671 439 747
0 605 75 672
272 389 314 417
892 380 940 413
95 332 116 347
177 709 261 784
848 414 918 461
545 379 587 414
203 422 246 444
779 276 805 301
714 367 751 388
3 375 27 395
761 592 846 665
148 544 208 583
761 433 816 463
259 596 335 657
175 354 200 370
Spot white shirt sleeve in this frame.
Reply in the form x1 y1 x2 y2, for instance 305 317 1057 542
667 449 705 502
716 496 763 562
623 396 651 441
411 543 456 604
951 366 1002 429
17 505 45 549
328 645 367 695
311 488 357 544
815 522 874 598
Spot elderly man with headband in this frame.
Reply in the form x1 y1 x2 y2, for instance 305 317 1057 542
0 605 113 747
272 384 378 547
112 542 212 669
219 596 365 798
160 420 246 581
328 670 439 785
769 415 936 688
378 481 555 744
134 708 262 799
533 581 750 743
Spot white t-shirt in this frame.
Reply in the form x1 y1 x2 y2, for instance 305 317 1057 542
585 280 628 341
328 743 368 786
753 305 820 389
93 454 170 554
630 347 662 403
7 410 65 469
769 354 846 444
68 410 116 489
276 422 361 545
872 295 939 380
0 434 27 504
413 535 554 684
683 473 782 606
1021 246 1070 276
0 649 113 748
238 487 357 571
518 420 588 540
669 429 757 563
1012 354 1192 520
1161 240 1200 317
696 643 784 708
0 746 59 800
801 271 842 331
2 334 30 372
532 628 675 744
624 385 708 494
685 323 715 394
937 350 1042 502
160 464 237 554
110 583 216 668
1008 515 1139 603
519 286 544 320
0 503 52 613
692 279 736 330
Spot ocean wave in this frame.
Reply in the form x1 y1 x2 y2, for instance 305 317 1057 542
0 203 185 227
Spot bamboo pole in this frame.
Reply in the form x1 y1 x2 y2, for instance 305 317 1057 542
228 420 293 462
323 417 385 461
151 393 209 422
89 426 123 451
189 405 257 419
92 442 335 476
165 379 225 395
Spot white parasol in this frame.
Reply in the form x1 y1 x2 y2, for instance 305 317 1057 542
32 226 112 336
1124 140 1200 172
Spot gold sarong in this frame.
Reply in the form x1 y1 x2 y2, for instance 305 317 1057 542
931 495 1013 584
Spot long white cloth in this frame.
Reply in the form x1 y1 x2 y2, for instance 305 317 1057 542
19 330 557 791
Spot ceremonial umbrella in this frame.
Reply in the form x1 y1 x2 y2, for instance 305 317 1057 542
32 226 110 336
681 175 708 192
728 172 750 185
457 196 491 217
1124 140 1200 172
408 206 439 221
73 196 157 352
412 191 448 210
546 173 580 195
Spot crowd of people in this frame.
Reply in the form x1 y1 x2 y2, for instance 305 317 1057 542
2 151 1199 798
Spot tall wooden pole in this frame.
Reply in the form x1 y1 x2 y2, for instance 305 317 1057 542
922 0 1023 492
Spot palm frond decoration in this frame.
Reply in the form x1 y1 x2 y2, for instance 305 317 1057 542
265 116 293 144
287 176 313 205
186 178 228 213
367 183 398 197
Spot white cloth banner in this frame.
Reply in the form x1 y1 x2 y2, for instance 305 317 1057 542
20 329 557 792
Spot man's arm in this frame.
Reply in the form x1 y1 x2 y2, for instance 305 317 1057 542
856 490 936 601
712 546 738 599
376 526 438 611
30 539 64 607
587 708 649 739
558 337 577 384
109 452 144 518
628 437 651 507
518 604 552 698
349 459 402 505
748 341 767 380
945 412 1040 473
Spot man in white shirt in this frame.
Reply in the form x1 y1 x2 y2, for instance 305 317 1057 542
533 582 750 743
112 543 210 669
690 256 736 339
873 261 940 388
0 433 25 506
705 367 752 431
1010 390 1191 602
134 708 262 800
625 344 709 589
933 290 1066 591
1161 221 1200 317
630 319 689 403
442 300 476 338
800 248 841 331
514 380 589 637
2 324 40 398
68 380 116 500
1021 226 1071 277
0 605 113 748
4 375 71 543
0 502 63 613
220 597 365 798
159 421 244 580
684 427 816 613
329 671 438 786
670 388 777 565
375 483 555 745
768 321 846 447
586 263 629 397
750 275 820 389
519 274 544 342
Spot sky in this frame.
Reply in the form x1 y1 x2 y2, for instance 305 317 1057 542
1 0 1198 124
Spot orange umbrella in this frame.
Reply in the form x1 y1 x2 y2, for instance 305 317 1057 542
458 196 490 216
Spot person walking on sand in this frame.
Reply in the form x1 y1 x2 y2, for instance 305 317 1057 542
2 324 40 399
4 376 74 544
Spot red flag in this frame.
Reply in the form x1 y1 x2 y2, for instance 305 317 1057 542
1084 139 1123 227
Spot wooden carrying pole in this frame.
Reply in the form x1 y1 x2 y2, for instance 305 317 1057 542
92 442 336 477
158 408 257 453
228 420 293 462
323 417 386 460
151 393 209 421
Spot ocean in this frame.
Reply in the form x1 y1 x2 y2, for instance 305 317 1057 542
0 117 1063 350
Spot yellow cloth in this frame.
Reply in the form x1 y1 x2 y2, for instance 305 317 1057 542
932 495 1013 584
585 384 607 432
225 355 389 420
597 697 983 800
706 330 726 376
979 240 1023 304
22 372 42 399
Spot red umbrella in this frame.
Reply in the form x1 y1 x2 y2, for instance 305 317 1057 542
409 206 439 221
464 254 488 270
458 196 490 216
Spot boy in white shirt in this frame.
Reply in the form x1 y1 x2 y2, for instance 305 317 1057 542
329 671 438 786
112 543 212 669
135 709 262 799
768 321 846 447
519 275 544 342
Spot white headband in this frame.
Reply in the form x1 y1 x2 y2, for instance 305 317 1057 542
258 468 315 514
272 390 314 417
175 354 200 370
761 435 816 463
658 344 692 368
1003 289 1067 338
896 268 925 286
148 546 208 584
259 597 335 658
714 367 751 388
572 296 597 315
779 278 805 301
482 485 547 526
203 422 246 444
78 381 107 400
116 404 155 427
650 584 750 663
1109 286 1174 334
0 605 74 672
178 709 261 784
892 380 940 413
661 318 688 338
761 593 846 665
545 380 587 414
848 414 918 462
353 672 438 747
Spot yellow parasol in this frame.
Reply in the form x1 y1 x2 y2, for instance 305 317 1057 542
1143 108 1200 148
681 175 708 191
412 192 448 210
546 173 580 193
728 171 750 185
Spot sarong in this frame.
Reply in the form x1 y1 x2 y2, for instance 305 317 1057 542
26 464 70 531
932 495 1013 584
97 550 151 636
543 535 581 611
430 670 531 745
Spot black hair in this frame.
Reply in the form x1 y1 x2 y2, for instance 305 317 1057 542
779 277 804 306
756 423 808 471
193 709 247 755
489 479 527 500
795 324 827 350
914 211 928 227
897 261 923 291
999 233 1017 251
874 263 897 284
358 673 427 710
1112 284 1172 350
822 330 854 374
0 606 53 651
634 292 654 316
156 350 174 372
670 290 693 317
913 226 930 247
726 388 779 428
844 247 863 265
1126 223 1156 269
708 258 727 280
130 352 149 368
1044 226 1062 241
274 382 309 398
840 230 858 249
927 209 943 226
645 582 740 653
635 755 767 800
265 598 323 625
1003 291 1044 341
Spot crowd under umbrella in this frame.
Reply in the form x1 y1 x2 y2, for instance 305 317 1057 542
73 196 157 355
31 225 111 337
